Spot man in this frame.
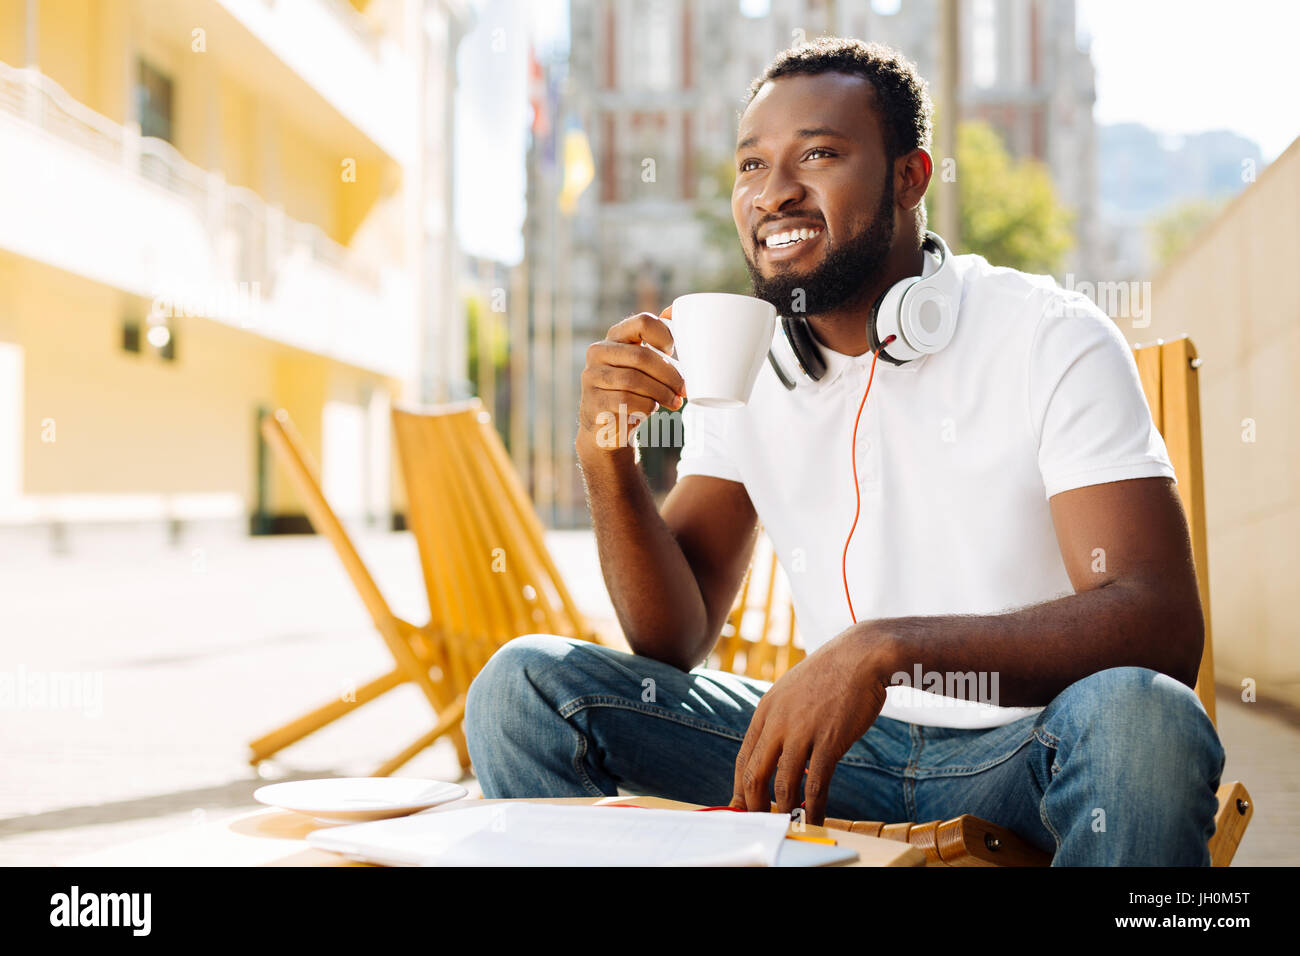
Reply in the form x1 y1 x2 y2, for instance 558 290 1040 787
464 38 1224 865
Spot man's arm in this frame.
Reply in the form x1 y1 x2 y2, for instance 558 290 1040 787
870 475 1204 701
577 311 759 672
580 451 758 671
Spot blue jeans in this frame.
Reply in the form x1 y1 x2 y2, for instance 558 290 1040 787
464 634 1226 866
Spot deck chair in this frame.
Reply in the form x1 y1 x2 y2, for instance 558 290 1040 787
712 533 805 681
248 409 469 776
389 401 601 689
249 404 598 776
714 336 1253 866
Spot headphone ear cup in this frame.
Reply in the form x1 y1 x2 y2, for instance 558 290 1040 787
782 315 828 381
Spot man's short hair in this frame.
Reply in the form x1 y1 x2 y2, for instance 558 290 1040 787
746 37 934 164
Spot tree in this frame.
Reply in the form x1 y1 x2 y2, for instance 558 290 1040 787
928 121 1075 275
692 155 753 295
464 292 510 432
1147 198 1228 270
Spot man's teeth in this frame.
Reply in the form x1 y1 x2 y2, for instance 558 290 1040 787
765 227 823 248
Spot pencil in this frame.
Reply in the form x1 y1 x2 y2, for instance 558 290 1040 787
785 833 838 846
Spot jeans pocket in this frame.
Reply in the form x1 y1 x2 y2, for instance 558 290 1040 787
910 717 1039 779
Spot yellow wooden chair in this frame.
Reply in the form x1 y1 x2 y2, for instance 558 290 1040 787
711 532 806 681
390 400 601 663
248 409 469 776
249 402 600 777
713 337 1253 865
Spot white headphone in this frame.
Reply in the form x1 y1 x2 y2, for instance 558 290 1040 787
767 231 961 389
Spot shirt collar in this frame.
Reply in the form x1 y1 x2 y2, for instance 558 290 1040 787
810 245 941 388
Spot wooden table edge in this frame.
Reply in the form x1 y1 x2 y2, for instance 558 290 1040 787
64 795 926 868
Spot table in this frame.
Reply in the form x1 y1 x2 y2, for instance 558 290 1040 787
66 795 926 867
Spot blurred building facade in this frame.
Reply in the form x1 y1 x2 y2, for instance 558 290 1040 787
517 0 1098 527
0 0 467 545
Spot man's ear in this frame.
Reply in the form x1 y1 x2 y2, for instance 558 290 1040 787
896 148 933 213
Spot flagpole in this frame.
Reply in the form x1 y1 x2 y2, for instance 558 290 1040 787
509 261 528 481
556 205 573 527
535 200 554 525
477 256 495 418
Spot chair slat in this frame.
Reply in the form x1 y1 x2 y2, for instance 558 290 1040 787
474 408 593 636
392 402 595 682
454 411 566 637
1158 338 1216 723
260 411 395 633
1134 343 1164 433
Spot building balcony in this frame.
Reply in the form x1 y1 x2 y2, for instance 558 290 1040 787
0 60 414 382
191 0 417 164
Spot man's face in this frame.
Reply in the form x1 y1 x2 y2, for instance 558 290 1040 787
732 72 897 318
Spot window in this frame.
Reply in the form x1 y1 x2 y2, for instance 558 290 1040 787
971 0 998 89
121 319 141 354
135 59 174 142
145 323 177 362
629 1 673 91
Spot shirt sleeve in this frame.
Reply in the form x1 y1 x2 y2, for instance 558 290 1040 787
1028 291 1177 499
673 400 743 484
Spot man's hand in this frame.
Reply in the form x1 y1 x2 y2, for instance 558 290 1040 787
730 623 895 825
577 310 686 458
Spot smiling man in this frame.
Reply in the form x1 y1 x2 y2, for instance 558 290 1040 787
464 38 1225 865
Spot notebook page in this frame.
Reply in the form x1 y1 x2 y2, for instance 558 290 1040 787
313 804 794 867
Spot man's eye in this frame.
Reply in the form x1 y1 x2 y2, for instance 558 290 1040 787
739 159 761 172
806 148 835 160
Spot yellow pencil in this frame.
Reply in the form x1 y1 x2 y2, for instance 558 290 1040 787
785 833 837 845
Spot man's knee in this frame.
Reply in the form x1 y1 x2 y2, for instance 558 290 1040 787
1057 666 1205 724
1046 666 1225 780
465 634 579 736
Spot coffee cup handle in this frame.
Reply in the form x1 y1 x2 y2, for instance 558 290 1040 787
645 316 682 372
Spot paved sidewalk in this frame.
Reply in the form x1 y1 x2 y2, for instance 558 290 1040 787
0 528 1294 865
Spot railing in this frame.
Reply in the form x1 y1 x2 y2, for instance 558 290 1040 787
0 58 381 292
319 0 383 59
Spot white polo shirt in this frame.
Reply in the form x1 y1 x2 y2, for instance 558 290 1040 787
675 251 1176 728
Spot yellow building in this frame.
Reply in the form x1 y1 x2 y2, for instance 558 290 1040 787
0 0 467 542
1136 136 1300 710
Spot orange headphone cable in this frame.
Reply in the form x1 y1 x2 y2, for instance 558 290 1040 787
841 333 895 624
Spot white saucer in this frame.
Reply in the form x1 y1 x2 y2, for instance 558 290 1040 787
253 778 468 823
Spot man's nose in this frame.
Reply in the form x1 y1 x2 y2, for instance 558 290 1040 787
753 166 804 213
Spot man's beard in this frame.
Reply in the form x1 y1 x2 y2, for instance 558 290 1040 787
745 178 895 318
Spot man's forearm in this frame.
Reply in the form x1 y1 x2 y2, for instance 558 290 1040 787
578 441 711 668
861 578 1204 707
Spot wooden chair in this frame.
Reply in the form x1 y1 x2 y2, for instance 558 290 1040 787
389 400 601 674
249 403 599 777
248 409 469 776
715 336 1254 866
712 532 805 681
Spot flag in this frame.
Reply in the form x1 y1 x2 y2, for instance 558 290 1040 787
558 119 594 216
528 45 549 139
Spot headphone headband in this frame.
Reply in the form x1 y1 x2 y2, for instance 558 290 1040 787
768 230 959 389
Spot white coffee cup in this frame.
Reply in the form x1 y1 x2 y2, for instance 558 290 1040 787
665 293 778 408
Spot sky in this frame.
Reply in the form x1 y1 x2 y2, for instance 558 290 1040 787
454 0 567 265
1078 0 1300 162
455 0 1300 265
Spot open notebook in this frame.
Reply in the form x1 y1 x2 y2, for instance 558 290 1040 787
307 803 857 867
